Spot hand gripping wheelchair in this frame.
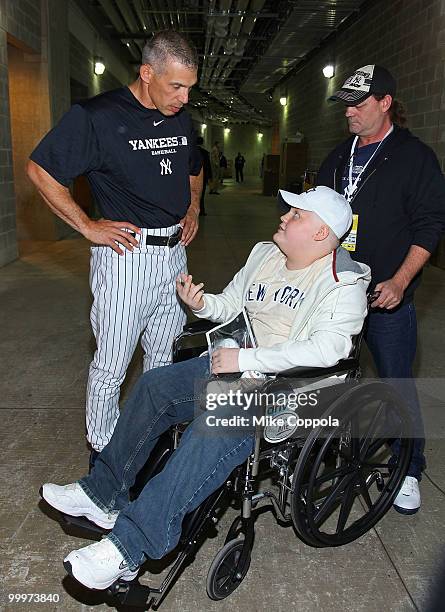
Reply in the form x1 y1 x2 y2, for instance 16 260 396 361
57 305 413 610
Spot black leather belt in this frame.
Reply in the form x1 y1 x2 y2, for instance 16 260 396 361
132 228 182 247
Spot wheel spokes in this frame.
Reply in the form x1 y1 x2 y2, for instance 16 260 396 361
359 402 386 459
363 436 390 460
216 552 239 590
313 470 356 526
336 476 358 533
311 464 356 487
357 472 373 509
350 414 360 460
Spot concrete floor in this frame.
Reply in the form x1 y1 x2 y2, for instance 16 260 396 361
1 178 444 612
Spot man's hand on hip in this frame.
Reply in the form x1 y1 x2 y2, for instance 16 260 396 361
83 219 141 255
372 278 405 309
180 207 199 246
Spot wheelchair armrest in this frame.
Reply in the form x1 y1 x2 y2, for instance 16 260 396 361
276 357 360 380
181 319 215 335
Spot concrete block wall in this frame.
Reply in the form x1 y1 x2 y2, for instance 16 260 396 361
0 0 42 266
68 0 135 99
0 0 41 52
70 33 122 100
46 0 70 126
8 43 56 242
0 29 17 266
279 0 445 172
0 0 135 266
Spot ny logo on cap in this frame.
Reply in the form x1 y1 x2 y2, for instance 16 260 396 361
344 65 374 91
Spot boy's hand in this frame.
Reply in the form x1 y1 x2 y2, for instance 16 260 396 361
176 273 205 310
211 348 240 374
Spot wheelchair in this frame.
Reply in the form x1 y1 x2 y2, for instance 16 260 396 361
56 306 413 610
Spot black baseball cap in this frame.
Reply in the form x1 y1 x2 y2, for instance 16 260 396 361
330 64 396 106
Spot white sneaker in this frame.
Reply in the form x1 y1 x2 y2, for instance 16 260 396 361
64 537 139 590
393 476 421 515
41 482 118 529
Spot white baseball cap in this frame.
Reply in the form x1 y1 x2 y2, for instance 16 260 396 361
278 186 352 239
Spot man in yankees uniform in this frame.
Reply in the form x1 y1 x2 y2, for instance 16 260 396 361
27 31 203 463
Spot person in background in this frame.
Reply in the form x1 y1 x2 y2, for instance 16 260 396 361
235 152 246 182
196 136 211 216
219 151 228 184
209 141 220 194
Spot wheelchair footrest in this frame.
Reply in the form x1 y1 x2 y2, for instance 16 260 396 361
61 513 109 535
108 579 155 608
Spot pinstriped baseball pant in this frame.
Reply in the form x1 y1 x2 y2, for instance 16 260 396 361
86 225 187 451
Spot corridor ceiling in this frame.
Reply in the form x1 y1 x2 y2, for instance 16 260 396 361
76 0 370 126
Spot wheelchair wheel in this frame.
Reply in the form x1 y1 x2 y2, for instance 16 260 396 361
206 539 251 600
291 381 413 547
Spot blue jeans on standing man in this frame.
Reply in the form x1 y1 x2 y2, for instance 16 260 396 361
365 301 426 480
78 356 254 571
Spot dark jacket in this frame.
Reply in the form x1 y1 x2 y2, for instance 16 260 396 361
235 155 245 168
317 125 445 303
198 146 212 185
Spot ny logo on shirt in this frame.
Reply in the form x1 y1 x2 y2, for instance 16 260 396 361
160 158 172 175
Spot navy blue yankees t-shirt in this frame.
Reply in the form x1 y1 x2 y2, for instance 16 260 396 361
30 87 202 228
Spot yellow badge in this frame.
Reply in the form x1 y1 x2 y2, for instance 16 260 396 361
341 214 359 252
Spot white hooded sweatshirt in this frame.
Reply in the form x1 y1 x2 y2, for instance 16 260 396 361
193 242 371 374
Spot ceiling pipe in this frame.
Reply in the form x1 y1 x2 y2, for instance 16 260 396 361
228 0 249 45
98 0 140 60
202 0 232 88
115 0 143 55
165 0 176 28
200 0 218 88
151 0 168 29
115 0 139 32
217 0 266 88
203 0 216 58
168 0 181 30
133 0 155 35
98 0 126 31
209 0 248 85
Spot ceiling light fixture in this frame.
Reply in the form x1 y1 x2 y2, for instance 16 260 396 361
202 123 207 130
224 127 231 135
280 96 287 106
322 64 335 78
94 58 105 75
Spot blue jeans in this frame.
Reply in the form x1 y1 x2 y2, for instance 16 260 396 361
79 356 255 570
365 302 425 480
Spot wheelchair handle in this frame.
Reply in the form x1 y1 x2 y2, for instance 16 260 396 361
367 290 381 305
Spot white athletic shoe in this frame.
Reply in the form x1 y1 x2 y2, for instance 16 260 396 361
64 537 139 590
393 476 421 515
41 482 118 529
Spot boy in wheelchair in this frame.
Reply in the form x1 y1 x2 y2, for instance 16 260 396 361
41 186 371 591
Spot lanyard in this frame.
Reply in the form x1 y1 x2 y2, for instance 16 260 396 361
344 125 393 202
